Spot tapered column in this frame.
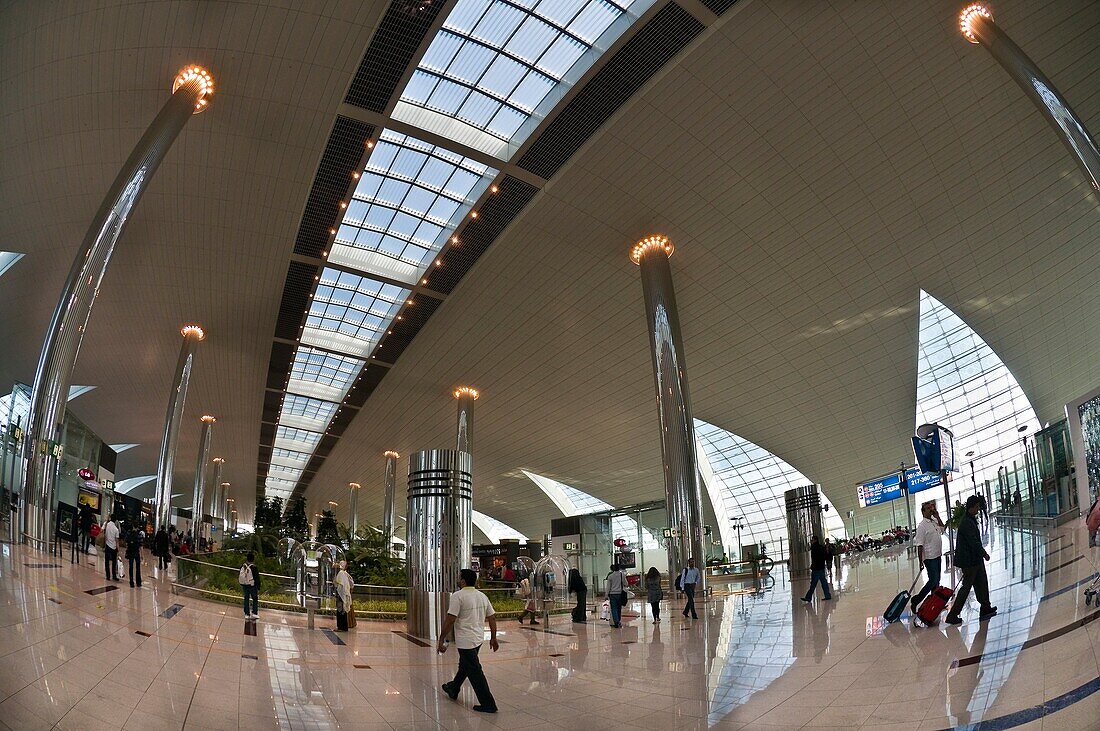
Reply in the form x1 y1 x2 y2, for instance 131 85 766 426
154 325 205 532
960 4 1100 202
209 459 224 521
191 416 215 530
631 235 706 591
21 66 215 546
382 451 399 556
453 387 478 453
347 482 360 538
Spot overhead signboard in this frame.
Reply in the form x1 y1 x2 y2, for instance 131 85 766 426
904 466 940 494
857 472 903 508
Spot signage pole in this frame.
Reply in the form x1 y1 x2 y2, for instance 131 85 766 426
900 464 913 530
942 469 955 571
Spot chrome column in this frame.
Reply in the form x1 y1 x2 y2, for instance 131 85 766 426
406 449 472 640
191 416 215 532
784 485 824 578
630 235 706 591
207 458 223 544
453 387 478 453
21 66 215 546
383 450 400 556
153 325 204 532
960 4 1100 203
347 482 360 538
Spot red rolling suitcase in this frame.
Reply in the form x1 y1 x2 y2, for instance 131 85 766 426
915 584 955 626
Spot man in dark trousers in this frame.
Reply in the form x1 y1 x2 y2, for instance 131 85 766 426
438 569 499 713
946 495 997 625
154 527 171 570
800 535 833 603
78 503 95 554
679 557 701 619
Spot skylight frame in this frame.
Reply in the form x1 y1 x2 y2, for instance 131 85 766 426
472 509 529 543
287 346 364 403
331 130 497 285
302 268 409 358
278 393 339 432
0 252 24 279
393 0 653 158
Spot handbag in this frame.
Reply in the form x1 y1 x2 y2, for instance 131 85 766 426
347 605 356 629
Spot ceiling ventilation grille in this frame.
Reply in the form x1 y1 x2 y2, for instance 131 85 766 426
516 2 704 179
700 0 741 15
293 118 375 259
274 261 319 340
345 1 447 113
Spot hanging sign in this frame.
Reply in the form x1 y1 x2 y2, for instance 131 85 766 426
857 472 903 508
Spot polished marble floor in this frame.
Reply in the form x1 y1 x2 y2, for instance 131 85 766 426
0 520 1098 730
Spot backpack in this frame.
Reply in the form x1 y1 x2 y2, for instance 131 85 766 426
239 564 254 586
674 572 683 591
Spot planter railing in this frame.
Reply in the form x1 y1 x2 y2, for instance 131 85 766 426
172 552 537 619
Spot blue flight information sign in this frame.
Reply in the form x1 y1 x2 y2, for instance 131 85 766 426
904 466 940 494
857 472 903 508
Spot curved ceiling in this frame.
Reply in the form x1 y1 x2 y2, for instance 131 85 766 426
1 0 1098 537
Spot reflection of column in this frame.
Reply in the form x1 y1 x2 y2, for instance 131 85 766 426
191 416 215 531
453 387 478 453
347 482 360 538
154 325 205 532
382 450 399 555
959 4 1100 203
630 235 705 589
406 449 472 640
21 66 215 546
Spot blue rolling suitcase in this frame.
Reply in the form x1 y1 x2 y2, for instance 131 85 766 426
883 576 920 623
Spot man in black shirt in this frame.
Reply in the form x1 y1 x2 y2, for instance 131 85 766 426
800 535 833 603
946 495 996 624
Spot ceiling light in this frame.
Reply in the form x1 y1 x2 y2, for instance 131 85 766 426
470 211 478 218
384 451 400 459
453 386 479 400
490 185 498 193
172 65 215 113
180 324 205 340
629 234 674 265
201 415 216 423
959 4 992 43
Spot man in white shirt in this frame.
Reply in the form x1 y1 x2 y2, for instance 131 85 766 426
680 557 701 619
438 568 499 713
910 502 945 612
103 517 120 581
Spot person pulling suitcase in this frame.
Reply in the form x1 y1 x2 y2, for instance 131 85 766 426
911 501 945 612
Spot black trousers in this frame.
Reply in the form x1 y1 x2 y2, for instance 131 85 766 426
650 600 660 620
104 546 118 580
128 556 142 586
572 590 586 622
80 529 91 554
452 646 496 709
682 583 698 617
948 563 992 619
158 552 170 569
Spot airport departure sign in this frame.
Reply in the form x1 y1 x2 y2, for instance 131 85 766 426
904 466 940 494
857 472 903 508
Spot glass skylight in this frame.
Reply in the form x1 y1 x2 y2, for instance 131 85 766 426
0 252 24 279
268 464 304 483
265 476 297 495
694 419 847 561
274 425 323 454
393 0 650 158
278 393 338 432
301 268 408 358
472 509 528 543
521 470 659 549
915 290 1040 508
288 346 364 403
331 129 496 285
270 447 311 470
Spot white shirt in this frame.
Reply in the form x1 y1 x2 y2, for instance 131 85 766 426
447 587 495 650
334 570 354 606
915 517 943 560
104 521 120 550
681 567 701 585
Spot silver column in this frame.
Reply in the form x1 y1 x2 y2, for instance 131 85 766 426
21 66 215 546
347 482 360 539
153 325 205 532
453 387 478 453
630 235 706 591
210 459 224 521
960 4 1100 203
382 450 399 555
784 485 824 578
191 415 215 532
406 449 472 640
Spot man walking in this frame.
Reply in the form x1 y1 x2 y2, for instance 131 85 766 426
800 536 833 603
911 501 945 612
823 538 835 575
438 568 499 714
680 557 701 619
78 503 95 554
946 496 997 625
103 515 120 581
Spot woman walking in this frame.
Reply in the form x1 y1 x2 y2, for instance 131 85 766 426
645 567 663 623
